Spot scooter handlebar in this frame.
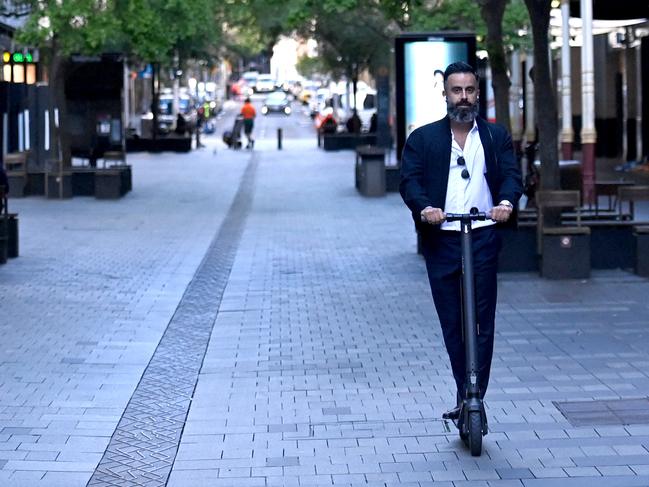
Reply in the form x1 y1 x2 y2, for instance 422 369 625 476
445 211 488 222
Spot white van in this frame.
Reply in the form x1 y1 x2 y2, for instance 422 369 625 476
255 74 276 93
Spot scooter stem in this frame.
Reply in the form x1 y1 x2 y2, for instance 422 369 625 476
460 217 480 400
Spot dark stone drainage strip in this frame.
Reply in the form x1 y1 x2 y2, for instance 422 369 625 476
87 156 257 487
554 397 649 427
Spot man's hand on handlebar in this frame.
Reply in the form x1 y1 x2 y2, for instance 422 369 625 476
421 204 513 224
420 206 445 224
489 204 513 223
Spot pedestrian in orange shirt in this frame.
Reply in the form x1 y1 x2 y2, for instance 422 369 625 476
240 98 256 149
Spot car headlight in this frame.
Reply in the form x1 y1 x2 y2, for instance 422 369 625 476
284 106 292 115
261 106 268 114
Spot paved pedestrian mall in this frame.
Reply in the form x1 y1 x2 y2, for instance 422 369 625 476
2 121 649 486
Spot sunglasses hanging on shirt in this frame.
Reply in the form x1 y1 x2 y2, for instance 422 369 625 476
457 156 470 179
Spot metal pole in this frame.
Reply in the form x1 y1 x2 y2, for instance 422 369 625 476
277 128 282 150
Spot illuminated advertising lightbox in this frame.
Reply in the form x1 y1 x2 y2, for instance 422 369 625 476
395 33 476 160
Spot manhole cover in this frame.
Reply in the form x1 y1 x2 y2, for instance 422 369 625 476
554 398 649 427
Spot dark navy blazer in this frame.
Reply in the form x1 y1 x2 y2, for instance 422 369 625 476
399 116 523 235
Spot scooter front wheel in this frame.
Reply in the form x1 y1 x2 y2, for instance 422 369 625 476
467 411 482 456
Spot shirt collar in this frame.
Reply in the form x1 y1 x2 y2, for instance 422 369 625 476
450 118 479 134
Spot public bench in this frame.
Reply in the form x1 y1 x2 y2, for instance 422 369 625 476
526 185 649 274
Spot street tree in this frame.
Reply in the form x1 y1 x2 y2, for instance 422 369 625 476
478 0 511 132
12 0 222 166
12 0 119 167
523 0 559 190
291 0 395 117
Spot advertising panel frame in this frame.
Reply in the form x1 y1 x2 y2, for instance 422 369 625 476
395 32 477 161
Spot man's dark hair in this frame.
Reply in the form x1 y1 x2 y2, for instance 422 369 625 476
244 97 251 103
443 61 479 84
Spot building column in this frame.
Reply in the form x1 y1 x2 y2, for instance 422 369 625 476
560 0 574 160
509 50 523 155
580 0 597 204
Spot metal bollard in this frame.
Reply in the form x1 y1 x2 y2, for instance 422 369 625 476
277 128 283 150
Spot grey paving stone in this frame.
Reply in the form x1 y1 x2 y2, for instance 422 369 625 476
266 456 300 467
496 468 534 479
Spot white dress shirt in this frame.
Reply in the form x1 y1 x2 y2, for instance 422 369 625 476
441 121 495 231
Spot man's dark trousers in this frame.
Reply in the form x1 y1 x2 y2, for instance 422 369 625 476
422 225 501 400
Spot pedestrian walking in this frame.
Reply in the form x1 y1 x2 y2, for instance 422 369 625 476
240 97 256 149
195 106 206 148
399 61 523 420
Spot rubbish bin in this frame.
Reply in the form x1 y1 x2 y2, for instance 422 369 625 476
634 226 649 277
356 145 386 197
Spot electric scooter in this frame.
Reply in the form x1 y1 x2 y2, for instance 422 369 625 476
444 207 488 456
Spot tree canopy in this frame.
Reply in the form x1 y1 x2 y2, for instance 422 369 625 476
8 0 533 77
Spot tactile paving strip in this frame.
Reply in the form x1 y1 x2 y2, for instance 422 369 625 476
87 156 257 487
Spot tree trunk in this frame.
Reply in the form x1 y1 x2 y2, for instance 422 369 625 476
48 44 71 170
524 0 560 190
478 0 512 132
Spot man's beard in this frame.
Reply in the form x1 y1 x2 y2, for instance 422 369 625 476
447 100 479 123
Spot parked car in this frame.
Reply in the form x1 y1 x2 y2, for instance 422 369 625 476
255 74 276 93
261 91 292 115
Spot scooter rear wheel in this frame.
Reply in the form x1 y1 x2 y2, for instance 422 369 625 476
468 411 482 456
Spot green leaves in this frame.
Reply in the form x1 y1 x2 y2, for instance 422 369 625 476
14 0 222 66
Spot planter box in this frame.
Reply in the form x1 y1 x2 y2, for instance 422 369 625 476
126 136 192 153
541 227 591 279
26 172 46 196
634 226 649 277
588 222 634 270
95 169 123 199
95 166 131 199
72 168 96 196
498 223 538 273
47 173 73 199
323 133 376 151
7 173 26 197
